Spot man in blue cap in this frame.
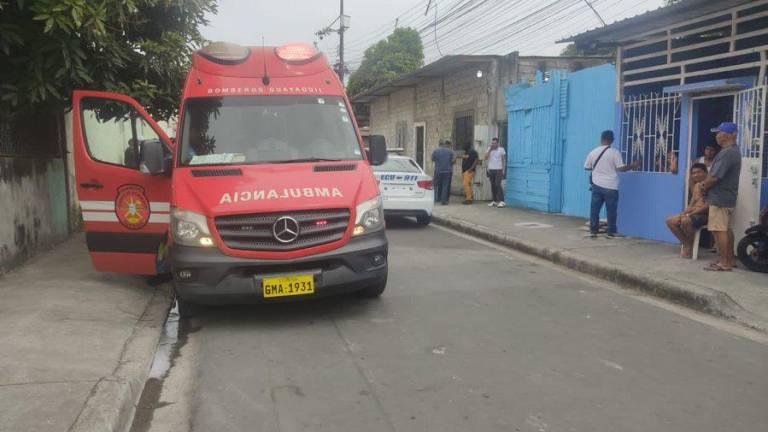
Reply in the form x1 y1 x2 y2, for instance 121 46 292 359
700 122 741 271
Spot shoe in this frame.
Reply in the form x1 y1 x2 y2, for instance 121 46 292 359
588 233 598 239
462 200 473 205
497 202 506 208
606 232 625 238
488 202 497 207
441 202 449 206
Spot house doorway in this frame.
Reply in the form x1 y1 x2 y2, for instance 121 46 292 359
688 86 766 244
690 95 733 165
413 122 426 169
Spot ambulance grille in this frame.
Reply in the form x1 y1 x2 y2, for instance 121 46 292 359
214 209 351 251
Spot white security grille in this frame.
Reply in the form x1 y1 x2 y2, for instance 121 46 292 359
734 86 766 160
620 93 682 173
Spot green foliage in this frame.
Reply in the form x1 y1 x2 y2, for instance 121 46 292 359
347 27 424 97
0 0 217 119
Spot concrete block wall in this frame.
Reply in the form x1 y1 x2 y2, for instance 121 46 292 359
369 88 416 154
0 157 70 273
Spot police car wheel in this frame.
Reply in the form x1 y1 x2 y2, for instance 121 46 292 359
416 215 432 226
357 275 387 298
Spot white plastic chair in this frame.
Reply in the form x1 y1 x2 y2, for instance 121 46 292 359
681 225 707 260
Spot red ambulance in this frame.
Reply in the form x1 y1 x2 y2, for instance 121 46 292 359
72 42 389 316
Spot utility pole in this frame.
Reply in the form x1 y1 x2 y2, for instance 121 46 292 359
314 1 350 82
339 0 345 82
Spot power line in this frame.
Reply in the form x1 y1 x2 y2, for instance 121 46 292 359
419 0 525 51
436 0 579 55
509 0 654 56
343 0 434 51
344 0 465 61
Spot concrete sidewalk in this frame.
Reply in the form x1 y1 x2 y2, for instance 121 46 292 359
433 199 768 332
0 234 169 432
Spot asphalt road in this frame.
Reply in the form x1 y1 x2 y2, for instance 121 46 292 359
137 219 768 432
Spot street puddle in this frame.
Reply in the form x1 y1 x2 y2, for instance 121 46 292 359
130 300 193 432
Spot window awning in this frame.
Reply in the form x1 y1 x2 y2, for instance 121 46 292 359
663 80 746 95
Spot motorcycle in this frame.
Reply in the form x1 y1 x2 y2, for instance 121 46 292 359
737 207 768 273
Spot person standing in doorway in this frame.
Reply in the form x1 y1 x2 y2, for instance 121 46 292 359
584 130 640 238
461 142 479 204
484 137 506 207
695 143 719 170
431 139 456 205
700 122 741 272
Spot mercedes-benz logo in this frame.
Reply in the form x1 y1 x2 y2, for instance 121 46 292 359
272 216 300 243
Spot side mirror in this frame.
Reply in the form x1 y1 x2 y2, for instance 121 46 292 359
139 139 170 175
368 135 388 166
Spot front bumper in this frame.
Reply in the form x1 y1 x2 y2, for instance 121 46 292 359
382 194 434 217
170 230 388 304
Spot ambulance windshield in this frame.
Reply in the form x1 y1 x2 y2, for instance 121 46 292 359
179 96 362 166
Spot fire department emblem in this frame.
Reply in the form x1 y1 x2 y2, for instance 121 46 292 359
115 185 151 229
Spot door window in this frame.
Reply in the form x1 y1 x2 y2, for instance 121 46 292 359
415 126 425 169
80 98 161 169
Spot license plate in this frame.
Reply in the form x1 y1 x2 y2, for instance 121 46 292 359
262 274 315 298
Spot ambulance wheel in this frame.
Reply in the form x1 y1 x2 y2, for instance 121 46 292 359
174 291 201 319
416 215 432 226
357 275 387 298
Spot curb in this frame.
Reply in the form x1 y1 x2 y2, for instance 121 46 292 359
70 284 172 432
433 214 768 333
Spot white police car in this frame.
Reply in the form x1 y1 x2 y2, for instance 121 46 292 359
373 155 434 226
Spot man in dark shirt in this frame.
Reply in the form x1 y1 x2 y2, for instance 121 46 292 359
700 122 741 271
460 142 479 204
431 140 456 205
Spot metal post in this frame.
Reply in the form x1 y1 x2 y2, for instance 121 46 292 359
339 0 345 82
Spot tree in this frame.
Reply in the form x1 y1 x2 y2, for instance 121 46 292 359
346 27 424 97
0 0 217 120
559 43 614 57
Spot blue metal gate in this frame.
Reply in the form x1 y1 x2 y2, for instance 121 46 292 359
505 71 566 212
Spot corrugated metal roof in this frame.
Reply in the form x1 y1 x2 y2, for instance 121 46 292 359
350 54 610 102
559 0 755 45
350 55 500 103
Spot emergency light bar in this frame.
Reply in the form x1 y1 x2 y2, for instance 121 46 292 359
199 42 250 64
275 43 321 64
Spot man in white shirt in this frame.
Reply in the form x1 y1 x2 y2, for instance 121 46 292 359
584 130 640 238
484 137 507 207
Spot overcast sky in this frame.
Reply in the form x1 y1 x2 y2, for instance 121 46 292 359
203 0 667 71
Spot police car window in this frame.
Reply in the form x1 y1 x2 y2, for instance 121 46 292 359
179 96 362 166
81 98 161 169
372 158 421 173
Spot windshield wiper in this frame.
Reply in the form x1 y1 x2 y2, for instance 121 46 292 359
271 157 345 164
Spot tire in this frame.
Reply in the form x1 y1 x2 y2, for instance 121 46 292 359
145 272 173 287
416 214 432 226
174 289 202 318
737 234 768 273
357 275 388 298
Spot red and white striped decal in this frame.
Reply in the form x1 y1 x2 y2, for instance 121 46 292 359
80 200 171 224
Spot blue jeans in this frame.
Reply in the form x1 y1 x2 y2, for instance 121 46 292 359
434 172 452 203
590 185 619 234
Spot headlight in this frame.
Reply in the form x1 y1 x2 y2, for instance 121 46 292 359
353 196 384 236
171 208 214 247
